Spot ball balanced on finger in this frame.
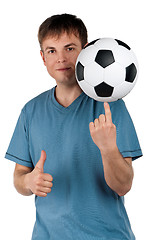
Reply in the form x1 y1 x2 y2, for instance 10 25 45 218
75 38 139 102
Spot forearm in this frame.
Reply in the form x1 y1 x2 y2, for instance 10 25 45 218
101 146 134 196
14 170 33 196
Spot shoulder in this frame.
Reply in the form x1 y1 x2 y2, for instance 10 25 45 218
26 88 52 107
22 88 53 112
92 98 127 115
110 99 133 128
85 97 129 123
109 99 129 116
20 88 53 123
94 98 131 124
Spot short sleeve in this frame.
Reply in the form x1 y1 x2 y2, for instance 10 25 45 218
5 108 33 168
111 100 143 161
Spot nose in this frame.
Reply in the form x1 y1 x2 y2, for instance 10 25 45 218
56 51 67 63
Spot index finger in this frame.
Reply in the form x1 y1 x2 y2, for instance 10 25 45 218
104 102 112 123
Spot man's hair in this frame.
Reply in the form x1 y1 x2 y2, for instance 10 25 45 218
38 13 88 50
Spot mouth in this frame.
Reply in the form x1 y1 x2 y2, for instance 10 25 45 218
56 67 71 72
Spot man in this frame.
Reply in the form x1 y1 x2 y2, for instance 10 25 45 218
5 14 142 239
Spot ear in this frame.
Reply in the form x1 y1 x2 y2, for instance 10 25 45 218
40 50 46 66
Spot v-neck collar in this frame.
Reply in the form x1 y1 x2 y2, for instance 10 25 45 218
51 86 86 112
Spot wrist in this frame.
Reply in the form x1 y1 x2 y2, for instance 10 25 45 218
24 173 33 195
100 144 119 158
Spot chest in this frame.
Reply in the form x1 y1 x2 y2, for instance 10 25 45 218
29 107 100 167
28 102 106 194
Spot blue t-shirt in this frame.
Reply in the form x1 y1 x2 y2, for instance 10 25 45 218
5 87 142 240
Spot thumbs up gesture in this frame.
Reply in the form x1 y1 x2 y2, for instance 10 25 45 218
26 150 53 197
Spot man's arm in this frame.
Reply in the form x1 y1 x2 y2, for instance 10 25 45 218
100 149 133 196
14 164 33 196
89 102 134 196
14 151 53 197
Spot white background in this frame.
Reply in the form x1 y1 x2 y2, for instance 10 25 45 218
0 0 158 239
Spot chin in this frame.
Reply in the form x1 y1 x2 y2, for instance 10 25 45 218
56 77 77 86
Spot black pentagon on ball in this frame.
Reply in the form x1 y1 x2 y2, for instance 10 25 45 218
76 62 84 81
125 63 137 83
94 82 114 97
95 50 115 68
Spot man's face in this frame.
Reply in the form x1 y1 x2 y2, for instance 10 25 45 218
41 32 82 87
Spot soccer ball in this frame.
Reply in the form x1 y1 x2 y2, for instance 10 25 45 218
75 38 138 102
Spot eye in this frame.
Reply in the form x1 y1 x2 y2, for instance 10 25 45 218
48 49 55 54
67 47 74 51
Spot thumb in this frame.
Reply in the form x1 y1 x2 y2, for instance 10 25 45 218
35 150 46 172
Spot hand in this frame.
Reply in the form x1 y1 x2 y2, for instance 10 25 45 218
26 150 53 197
89 102 117 154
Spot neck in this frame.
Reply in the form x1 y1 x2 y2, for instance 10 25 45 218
55 84 83 107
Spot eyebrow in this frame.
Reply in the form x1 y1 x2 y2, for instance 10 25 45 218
64 43 77 48
44 43 77 52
